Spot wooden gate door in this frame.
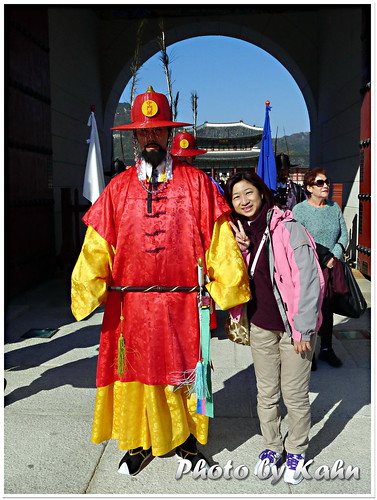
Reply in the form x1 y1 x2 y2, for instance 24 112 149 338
6 7 56 298
357 86 371 278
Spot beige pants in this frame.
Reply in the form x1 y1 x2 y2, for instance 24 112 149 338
250 322 316 455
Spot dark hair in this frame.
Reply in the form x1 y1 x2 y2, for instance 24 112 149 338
224 171 275 214
303 168 328 196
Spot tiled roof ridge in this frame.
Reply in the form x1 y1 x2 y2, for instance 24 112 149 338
197 121 262 130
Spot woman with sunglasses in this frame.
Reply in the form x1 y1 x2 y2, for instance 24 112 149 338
292 168 348 369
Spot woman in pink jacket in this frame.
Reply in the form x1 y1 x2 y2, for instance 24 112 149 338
225 171 324 485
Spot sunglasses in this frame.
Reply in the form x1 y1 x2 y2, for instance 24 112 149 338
312 179 330 187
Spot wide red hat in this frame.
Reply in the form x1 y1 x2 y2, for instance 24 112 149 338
111 86 192 130
171 131 206 157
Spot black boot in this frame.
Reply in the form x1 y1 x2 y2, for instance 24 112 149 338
319 347 342 367
311 353 317 371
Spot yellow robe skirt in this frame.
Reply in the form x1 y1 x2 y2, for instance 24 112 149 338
91 381 209 456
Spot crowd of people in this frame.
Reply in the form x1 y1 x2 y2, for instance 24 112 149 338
71 85 350 485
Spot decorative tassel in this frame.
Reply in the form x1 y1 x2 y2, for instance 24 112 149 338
194 359 209 400
117 291 126 377
196 286 214 417
167 261 213 415
169 369 196 390
117 333 125 377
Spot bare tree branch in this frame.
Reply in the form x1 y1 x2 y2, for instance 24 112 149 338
173 91 180 121
130 19 146 105
158 20 173 106
191 92 198 137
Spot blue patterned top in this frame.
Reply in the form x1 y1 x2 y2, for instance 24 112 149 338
292 200 348 259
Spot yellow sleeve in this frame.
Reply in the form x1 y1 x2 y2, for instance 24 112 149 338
205 214 251 310
71 225 115 321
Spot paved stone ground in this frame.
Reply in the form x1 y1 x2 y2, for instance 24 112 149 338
4 274 373 496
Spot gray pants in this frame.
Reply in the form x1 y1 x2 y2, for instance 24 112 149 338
250 322 316 455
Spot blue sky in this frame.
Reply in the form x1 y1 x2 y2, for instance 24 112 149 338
121 35 310 137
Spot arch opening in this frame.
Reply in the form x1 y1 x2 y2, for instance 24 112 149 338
110 35 311 176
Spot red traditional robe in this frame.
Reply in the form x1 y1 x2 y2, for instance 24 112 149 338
72 159 250 455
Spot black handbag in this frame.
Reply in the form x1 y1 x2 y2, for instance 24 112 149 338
332 260 367 318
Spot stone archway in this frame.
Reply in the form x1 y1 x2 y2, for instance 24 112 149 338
103 21 317 167
6 5 370 296
44 5 370 275
107 31 314 170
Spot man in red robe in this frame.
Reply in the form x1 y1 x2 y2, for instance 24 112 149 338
171 129 207 166
71 86 250 476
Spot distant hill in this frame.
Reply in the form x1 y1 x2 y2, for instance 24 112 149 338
274 132 310 167
112 102 310 166
112 102 134 164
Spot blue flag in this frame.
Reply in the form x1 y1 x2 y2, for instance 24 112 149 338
257 103 277 192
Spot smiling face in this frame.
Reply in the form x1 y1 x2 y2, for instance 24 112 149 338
231 179 264 220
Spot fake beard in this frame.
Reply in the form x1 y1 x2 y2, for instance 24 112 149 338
141 147 166 168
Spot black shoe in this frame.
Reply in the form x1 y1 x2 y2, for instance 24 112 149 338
176 445 210 469
118 447 152 475
319 348 342 367
176 434 210 470
311 353 317 371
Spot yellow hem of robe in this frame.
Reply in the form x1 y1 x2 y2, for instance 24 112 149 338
91 381 209 457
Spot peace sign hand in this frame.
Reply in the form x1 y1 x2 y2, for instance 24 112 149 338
229 220 250 253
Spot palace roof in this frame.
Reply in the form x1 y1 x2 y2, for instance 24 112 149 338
191 121 263 140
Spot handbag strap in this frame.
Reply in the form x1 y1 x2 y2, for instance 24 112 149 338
338 242 346 253
250 228 269 278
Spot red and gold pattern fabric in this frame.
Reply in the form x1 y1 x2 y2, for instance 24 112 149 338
71 160 251 453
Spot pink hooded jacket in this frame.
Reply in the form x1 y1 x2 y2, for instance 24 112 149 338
231 207 325 342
